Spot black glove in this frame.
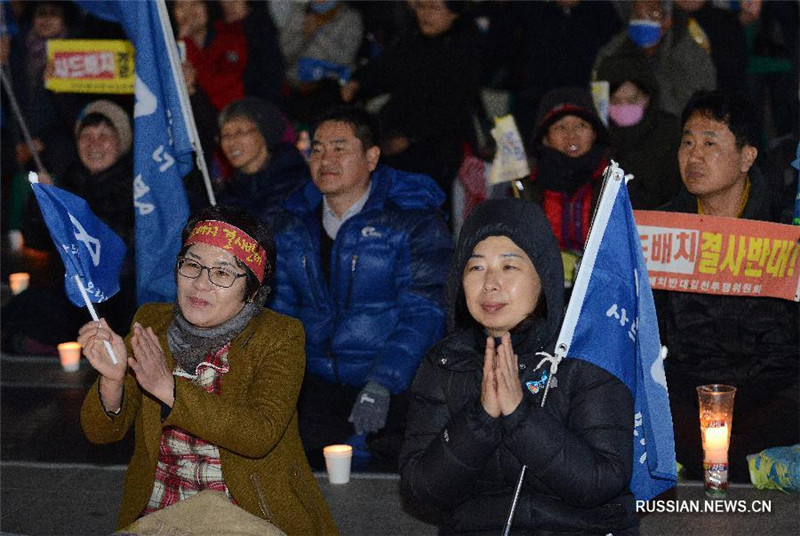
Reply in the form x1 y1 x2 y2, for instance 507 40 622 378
348 381 391 435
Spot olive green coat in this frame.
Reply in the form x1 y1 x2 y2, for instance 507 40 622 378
80 303 338 535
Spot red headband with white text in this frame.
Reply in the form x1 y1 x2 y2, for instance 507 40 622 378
184 220 266 282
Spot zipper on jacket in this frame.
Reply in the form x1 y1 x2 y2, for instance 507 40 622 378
345 254 358 309
249 473 275 524
301 254 319 306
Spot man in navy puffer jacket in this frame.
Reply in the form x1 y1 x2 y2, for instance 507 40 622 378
269 106 453 461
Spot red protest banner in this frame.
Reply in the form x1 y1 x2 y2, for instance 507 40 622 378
634 211 800 302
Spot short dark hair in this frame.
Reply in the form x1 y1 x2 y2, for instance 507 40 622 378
312 106 381 151
77 112 116 137
179 205 276 300
681 90 759 150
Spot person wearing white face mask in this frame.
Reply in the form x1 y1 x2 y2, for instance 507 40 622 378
593 0 716 118
595 53 683 210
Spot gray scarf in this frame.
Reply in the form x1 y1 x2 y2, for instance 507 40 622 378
167 292 267 373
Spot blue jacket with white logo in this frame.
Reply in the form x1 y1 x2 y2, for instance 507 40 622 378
269 165 453 394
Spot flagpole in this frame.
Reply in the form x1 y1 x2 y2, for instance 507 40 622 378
73 274 120 365
0 68 49 175
154 0 216 207
502 465 526 536
558 162 624 356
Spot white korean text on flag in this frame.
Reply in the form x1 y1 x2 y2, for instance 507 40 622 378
30 183 126 306
556 163 677 501
78 1 192 304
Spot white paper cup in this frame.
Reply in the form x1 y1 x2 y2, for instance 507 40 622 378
57 342 81 372
323 444 353 484
9 272 30 295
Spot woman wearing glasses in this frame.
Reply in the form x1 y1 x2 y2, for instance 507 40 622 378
78 205 337 534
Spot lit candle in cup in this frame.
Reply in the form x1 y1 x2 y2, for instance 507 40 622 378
9 272 30 295
703 425 729 463
697 385 736 497
57 342 82 372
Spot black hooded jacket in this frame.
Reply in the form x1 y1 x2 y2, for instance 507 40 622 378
399 199 637 535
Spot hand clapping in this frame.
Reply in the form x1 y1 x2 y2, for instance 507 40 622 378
481 333 523 418
129 323 174 407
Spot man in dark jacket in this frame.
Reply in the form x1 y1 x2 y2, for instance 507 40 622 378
269 106 453 461
656 90 799 482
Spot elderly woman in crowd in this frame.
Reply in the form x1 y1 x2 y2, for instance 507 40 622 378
400 198 637 535
216 97 309 227
78 205 337 534
3 100 136 354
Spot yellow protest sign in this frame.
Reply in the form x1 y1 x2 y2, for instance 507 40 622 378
46 39 135 94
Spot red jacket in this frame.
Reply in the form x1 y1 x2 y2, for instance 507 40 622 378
185 21 248 111
527 156 607 252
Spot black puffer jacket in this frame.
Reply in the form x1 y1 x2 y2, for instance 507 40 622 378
400 199 638 535
656 166 799 388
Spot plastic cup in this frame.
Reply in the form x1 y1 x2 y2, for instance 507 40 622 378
57 342 82 372
323 444 353 484
9 272 30 295
697 384 736 497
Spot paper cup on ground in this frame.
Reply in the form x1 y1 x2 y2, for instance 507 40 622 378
58 342 81 372
323 444 353 484
9 272 30 295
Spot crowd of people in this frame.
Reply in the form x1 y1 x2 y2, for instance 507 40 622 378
1 0 798 534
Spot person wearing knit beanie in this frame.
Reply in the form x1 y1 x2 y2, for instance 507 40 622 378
522 87 612 284
74 99 133 156
531 86 609 151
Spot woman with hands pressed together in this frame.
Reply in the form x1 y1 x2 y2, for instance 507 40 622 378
79 206 337 534
400 199 638 535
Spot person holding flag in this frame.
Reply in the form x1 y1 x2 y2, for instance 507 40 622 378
78 205 337 534
3 100 136 354
400 198 638 535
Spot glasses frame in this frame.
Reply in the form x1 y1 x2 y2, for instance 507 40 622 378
176 257 247 289
218 127 260 143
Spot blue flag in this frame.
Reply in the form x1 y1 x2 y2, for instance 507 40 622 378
296 57 352 83
30 182 126 307
78 0 192 304
553 162 677 501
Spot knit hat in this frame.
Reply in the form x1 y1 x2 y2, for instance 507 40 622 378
74 100 133 155
532 86 609 149
218 97 286 152
447 198 564 343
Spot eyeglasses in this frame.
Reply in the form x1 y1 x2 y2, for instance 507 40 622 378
177 258 247 288
219 128 259 142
